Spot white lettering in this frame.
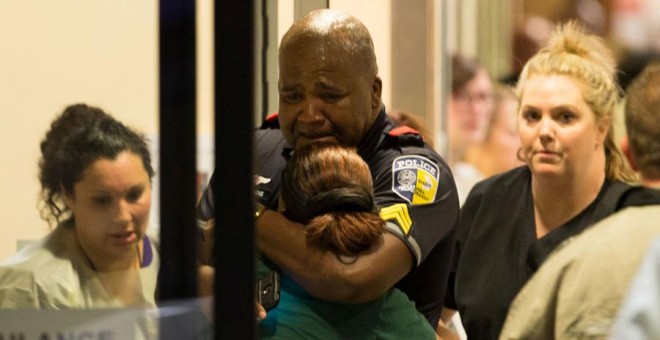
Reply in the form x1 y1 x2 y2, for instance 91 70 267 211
394 157 438 177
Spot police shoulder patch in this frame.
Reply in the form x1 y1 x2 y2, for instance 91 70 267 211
391 155 440 204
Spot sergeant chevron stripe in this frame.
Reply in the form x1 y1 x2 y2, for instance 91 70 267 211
379 203 412 235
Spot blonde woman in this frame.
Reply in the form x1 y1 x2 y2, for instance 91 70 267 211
443 21 637 339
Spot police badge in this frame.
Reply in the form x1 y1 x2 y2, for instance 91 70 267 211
391 155 440 204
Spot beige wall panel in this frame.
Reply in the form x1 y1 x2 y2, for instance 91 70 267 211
0 0 158 259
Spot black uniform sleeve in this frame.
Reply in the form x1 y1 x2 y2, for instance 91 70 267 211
373 150 459 265
370 146 459 326
197 129 289 221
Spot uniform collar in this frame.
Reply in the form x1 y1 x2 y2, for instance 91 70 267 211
280 107 393 160
356 107 393 159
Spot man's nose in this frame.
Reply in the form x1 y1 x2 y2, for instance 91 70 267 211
299 101 324 124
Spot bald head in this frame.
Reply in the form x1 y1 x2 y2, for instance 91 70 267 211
279 9 378 79
276 9 383 149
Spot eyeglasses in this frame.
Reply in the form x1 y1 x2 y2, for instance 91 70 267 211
453 91 494 105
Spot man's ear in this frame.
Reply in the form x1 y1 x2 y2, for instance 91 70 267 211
371 76 383 110
620 136 639 171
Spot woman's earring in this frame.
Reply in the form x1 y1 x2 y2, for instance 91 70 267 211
516 148 526 162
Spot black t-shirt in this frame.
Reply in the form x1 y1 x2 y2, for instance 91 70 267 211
445 166 634 340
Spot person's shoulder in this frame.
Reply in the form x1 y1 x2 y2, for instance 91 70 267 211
470 166 529 196
601 204 660 223
0 231 52 268
254 127 287 160
381 123 432 150
0 260 36 282
2 226 80 278
587 205 660 240
400 145 444 164
488 165 529 184
388 136 449 172
0 258 81 309
389 130 439 156
254 112 286 145
0 243 71 294
372 129 450 183
618 185 660 208
254 128 288 166
255 127 285 143
459 166 530 217
0 263 39 308
256 112 281 130
622 204 660 216
548 205 660 268
385 125 426 145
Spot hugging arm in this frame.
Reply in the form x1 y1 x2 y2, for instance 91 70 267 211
256 210 413 303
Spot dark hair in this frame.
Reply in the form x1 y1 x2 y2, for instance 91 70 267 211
38 103 154 226
625 63 660 180
280 142 384 258
618 51 660 91
452 54 485 93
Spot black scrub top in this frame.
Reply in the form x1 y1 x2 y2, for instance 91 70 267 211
445 166 633 340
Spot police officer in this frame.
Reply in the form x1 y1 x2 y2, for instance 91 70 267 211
199 9 458 328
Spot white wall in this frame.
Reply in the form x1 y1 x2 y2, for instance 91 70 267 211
0 0 158 259
0 0 394 260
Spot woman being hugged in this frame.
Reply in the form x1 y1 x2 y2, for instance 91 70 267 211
259 141 438 339
0 103 158 309
444 21 636 339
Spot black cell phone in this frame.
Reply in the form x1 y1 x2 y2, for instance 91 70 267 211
256 271 280 311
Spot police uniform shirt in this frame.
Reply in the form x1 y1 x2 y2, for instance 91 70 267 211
260 109 459 326
197 127 287 221
200 109 459 326
446 166 632 340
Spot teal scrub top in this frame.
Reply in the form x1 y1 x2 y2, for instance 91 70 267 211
257 258 436 340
